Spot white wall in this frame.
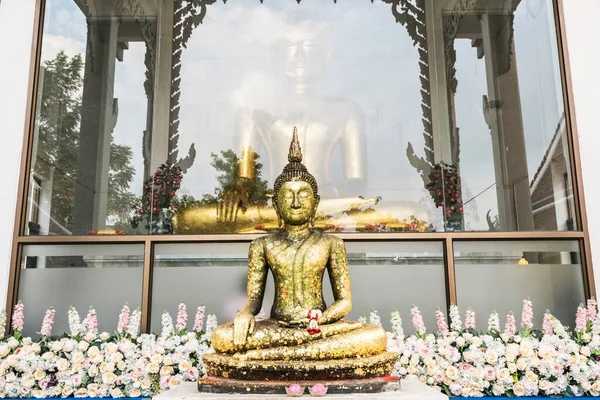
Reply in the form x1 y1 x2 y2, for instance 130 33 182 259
0 0 36 304
562 0 600 294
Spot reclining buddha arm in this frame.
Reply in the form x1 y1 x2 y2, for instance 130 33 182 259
320 238 352 325
243 239 268 315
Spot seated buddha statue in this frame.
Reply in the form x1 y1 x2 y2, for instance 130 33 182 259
202 128 398 385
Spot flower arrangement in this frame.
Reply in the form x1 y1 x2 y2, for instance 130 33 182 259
130 163 183 234
425 162 463 230
2 299 600 398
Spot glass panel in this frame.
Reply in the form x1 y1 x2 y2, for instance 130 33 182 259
152 241 445 334
18 244 144 337
27 0 574 234
454 240 585 329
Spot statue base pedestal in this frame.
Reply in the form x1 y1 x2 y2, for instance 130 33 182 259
152 380 449 399
201 351 399 381
198 376 400 395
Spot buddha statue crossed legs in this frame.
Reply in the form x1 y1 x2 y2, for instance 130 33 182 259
202 128 397 387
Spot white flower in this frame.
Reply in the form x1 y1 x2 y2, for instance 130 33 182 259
68 306 82 336
513 382 525 396
99 332 110 341
6 338 18 349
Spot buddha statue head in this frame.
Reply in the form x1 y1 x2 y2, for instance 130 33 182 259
272 127 320 227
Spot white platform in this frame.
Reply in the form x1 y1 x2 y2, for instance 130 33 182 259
152 380 449 399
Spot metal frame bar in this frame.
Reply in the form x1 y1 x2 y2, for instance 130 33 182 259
5 0 595 334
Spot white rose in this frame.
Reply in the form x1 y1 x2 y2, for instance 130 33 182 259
151 353 163 364
75 388 88 397
520 343 534 358
33 370 45 381
169 376 181 387
117 361 126 371
512 382 525 396
51 341 62 352
102 372 117 385
111 388 124 398
41 351 54 360
30 343 41 354
581 346 591 357
130 388 141 397
77 341 89 352
62 386 74 397
525 370 538 383
539 380 550 391
141 379 152 389
87 346 100 358
105 343 118 354
56 358 69 371
100 362 115 373
178 360 191 372
71 351 85 364
148 363 160 374
88 365 98 377
456 337 466 347
492 384 505 396
52 387 62 397
87 384 99 397
62 340 76 353
445 366 459 380
507 362 517 373
84 332 96 342
0 345 9 358
110 352 123 363
516 358 528 371
485 350 498 364
471 337 483 347
163 355 174 365
22 377 35 388
399 355 409 365
99 332 111 341
6 338 18 349
160 366 174 376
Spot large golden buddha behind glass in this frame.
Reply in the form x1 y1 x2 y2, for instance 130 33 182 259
202 128 397 382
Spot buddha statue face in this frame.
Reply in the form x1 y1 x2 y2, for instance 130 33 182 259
275 180 319 226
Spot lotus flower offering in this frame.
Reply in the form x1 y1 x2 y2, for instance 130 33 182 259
285 384 305 397
309 384 328 397
306 309 322 335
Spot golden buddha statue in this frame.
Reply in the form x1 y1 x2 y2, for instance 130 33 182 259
200 129 398 392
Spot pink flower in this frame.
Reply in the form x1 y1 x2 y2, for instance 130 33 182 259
520 298 533 329
504 313 516 336
117 304 130 334
11 301 24 332
85 308 98 336
40 307 55 336
465 308 476 330
542 310 554 335
587 298 597 322
435 309 449 335
176 303 187 332
575 304 587 332
411 306 427 335
193 306 205 332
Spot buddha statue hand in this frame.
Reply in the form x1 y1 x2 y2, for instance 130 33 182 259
217 178 252 222
233 309 255 345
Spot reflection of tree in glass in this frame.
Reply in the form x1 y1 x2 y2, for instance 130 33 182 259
36 51 135 232
201 150 269 207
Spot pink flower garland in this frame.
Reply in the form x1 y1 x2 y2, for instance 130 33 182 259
542 310 554 335
117 304 130 335
575 304 587 332
587 298 597 322
521 298 533 329
12 301 24 332
193 306 205 332
176 303 187 332
504 313 516 336
411 306 426 335
435 309 449 335
85 308 98 336
40 307 55 336
465 308 476 330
